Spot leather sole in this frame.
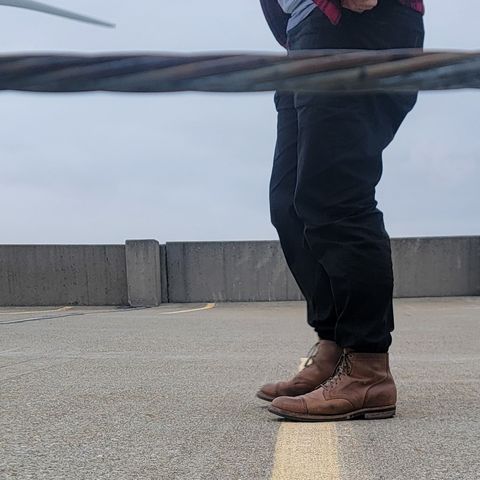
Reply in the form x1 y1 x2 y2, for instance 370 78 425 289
268 405 396 422
256 391 276 402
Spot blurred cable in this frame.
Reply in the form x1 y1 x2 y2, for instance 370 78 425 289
0 49 479 93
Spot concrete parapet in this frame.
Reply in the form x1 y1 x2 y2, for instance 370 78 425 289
392 236 480 297
0 245 127 306
166 241 302 302
125 240 162 307
165 237 480 302
0 237 478 306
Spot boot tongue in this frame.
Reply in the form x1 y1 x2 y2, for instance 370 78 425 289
303 340 343 370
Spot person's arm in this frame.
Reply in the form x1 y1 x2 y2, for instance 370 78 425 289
259 0 289 48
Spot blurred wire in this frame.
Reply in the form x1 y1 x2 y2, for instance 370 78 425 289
0 0 114 27
0 49 479 93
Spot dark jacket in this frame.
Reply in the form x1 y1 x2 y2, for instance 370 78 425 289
260 0 289 48
260 1 425 48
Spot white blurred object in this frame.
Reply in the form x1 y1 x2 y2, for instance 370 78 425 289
0 0 115 27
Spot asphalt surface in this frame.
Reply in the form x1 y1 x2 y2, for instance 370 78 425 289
1 298 479 480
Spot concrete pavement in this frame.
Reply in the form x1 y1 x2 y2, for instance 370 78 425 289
1 299 480 479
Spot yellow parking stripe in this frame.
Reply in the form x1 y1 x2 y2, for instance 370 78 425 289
0 306 72 315
270 359 341 480
157 303 216 315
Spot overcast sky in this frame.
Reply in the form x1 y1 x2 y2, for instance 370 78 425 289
1 1 479 244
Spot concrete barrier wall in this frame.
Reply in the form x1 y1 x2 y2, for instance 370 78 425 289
125 240 162 307
166 241 303 303
0 245 127 306
392 236 480 297
0 237 478 305
166 237 480 302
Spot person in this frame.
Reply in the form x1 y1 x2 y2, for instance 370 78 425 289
257 0 425 421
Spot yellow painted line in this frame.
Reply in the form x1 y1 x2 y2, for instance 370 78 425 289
270 359 341 480
0 304 216 323
157 303 216 315
0 306 72 315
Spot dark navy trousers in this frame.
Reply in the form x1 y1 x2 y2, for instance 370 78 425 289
270 2 424 352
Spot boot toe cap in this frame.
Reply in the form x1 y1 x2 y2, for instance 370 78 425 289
259 383 278 397
257 383 278 401
271 395 308 414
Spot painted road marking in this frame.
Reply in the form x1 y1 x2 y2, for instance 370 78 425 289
270 359 341 480
157 303 216 315
0 306 72 315
0 304 215 317
0 304 216 325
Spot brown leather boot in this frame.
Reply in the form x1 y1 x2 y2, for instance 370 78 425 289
268 351 397 421
256 340 342 402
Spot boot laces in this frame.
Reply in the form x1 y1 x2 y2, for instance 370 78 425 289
321 352 352 390
304 341 320 368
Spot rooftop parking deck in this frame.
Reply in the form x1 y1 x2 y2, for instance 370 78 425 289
1 298 480 479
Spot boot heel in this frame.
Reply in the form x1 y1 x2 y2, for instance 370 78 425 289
364 408 396 420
